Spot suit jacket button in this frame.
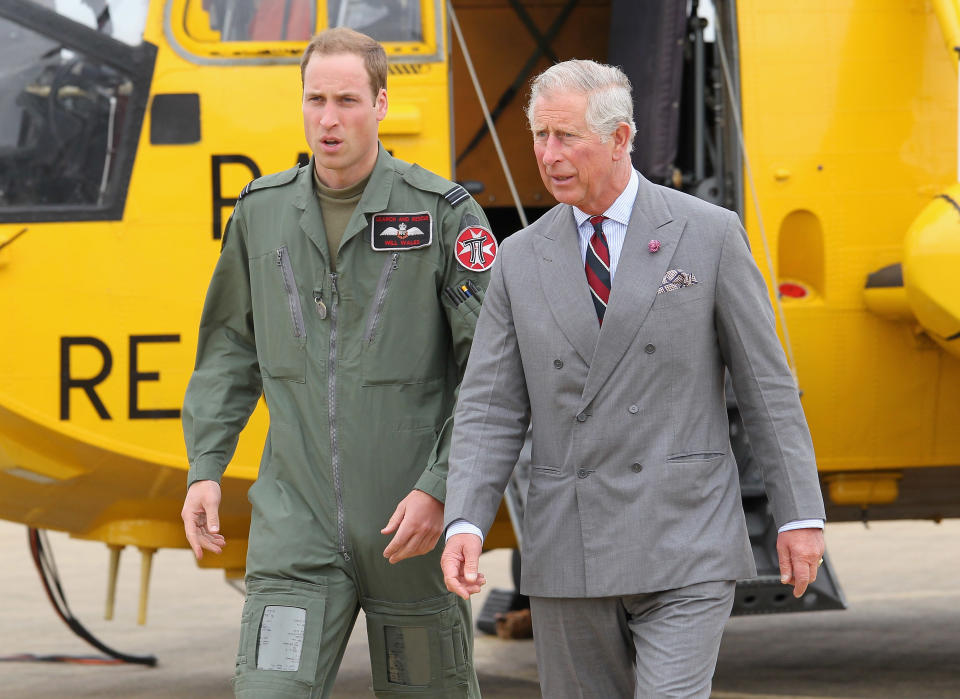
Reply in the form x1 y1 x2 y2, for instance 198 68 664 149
644 343 656 354
628 404 639 414
631 462 643 473
576 468 588 478
576 413 587 422
553 359 563 369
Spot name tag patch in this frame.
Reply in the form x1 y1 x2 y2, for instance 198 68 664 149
371 212 432 251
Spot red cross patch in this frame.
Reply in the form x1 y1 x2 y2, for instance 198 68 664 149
455 225 497 272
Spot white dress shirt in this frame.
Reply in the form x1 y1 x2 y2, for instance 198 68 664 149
446 169 823 541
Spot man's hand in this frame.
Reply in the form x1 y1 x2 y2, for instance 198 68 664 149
381 490 444 564
181 480 225 560
777 527 825 598
441 533 486 600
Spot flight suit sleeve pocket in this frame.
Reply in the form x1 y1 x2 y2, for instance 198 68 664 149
248 248 307 383
233 578 327 696
363 593 470 696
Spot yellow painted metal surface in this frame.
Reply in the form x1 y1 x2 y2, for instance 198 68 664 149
824 472 902 507
737 0 960 473
902 183 960 356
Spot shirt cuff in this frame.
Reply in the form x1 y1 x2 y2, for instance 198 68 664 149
445 519 484 542
778 518 825 533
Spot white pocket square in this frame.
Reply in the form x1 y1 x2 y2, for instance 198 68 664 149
657 269 698 294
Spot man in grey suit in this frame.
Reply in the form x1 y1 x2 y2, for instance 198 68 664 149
441 59 826 698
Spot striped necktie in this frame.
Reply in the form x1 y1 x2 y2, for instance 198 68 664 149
585 215 611 324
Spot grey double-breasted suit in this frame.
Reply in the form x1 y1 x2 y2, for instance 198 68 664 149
444 173 825 599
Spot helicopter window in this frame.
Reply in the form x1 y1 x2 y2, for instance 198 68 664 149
20 0 148 45
180 0 427 47
327 1 422 44
0 6 153 219
184 0 317 42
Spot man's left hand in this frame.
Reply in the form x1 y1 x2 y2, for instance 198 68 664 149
381 489 444 564
777 527 826 598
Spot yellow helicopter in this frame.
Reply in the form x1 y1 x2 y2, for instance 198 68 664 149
0 0 958 637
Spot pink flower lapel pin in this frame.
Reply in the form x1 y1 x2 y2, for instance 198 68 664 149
648 239 661 253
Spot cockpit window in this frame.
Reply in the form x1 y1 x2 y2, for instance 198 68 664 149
21 0 148 46
328 1 422 43
0 3 155 221
174 0 436 57
185 0 317 42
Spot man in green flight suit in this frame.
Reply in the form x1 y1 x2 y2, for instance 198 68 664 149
180 27 495 698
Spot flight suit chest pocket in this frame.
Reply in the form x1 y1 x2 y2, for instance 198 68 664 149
234 578 328 695
249 246 307 383
361 253 446 386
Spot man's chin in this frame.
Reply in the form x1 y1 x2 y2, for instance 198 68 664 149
546 190 580 207
314 151 342 166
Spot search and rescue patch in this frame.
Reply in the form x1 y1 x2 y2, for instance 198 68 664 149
455 222 498 272
370 212 433 251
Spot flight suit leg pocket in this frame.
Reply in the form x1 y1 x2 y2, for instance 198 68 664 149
233 578 327 698
363 593 471 697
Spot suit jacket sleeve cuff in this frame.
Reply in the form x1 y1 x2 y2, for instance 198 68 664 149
777 518 825 533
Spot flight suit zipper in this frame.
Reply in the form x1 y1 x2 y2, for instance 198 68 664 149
364 252 400 344
276 246 305 338
328 273 349 560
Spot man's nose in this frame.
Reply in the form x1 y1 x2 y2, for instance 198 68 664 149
540 135 562 164
319 107 339 129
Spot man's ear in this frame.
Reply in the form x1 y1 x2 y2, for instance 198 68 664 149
376 88 388 122
611 122 631 158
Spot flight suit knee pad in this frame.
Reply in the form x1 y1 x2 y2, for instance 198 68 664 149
363 593 476 697
233 578 329 698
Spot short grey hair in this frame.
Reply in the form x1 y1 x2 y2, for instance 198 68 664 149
526 59 636 152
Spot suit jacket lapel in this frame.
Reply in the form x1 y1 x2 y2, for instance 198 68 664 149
579 176 687 410
534 206 599 364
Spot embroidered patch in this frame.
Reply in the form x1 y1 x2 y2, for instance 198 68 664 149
455 223 497 272
442 184 470 208
371 212 433 251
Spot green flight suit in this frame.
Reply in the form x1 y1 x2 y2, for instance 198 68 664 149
183 145 492 698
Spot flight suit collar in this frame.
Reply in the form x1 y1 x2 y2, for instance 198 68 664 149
293 144 396 260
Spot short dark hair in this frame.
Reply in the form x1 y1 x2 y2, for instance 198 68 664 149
300 27 387 101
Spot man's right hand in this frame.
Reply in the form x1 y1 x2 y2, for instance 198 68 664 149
441 533 485 600
181 480 225 560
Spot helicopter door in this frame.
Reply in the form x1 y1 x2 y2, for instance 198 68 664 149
0 2 156 223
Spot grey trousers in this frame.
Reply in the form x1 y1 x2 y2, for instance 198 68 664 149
529 580 735 699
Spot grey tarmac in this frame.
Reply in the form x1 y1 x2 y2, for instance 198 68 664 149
0 519 957 698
